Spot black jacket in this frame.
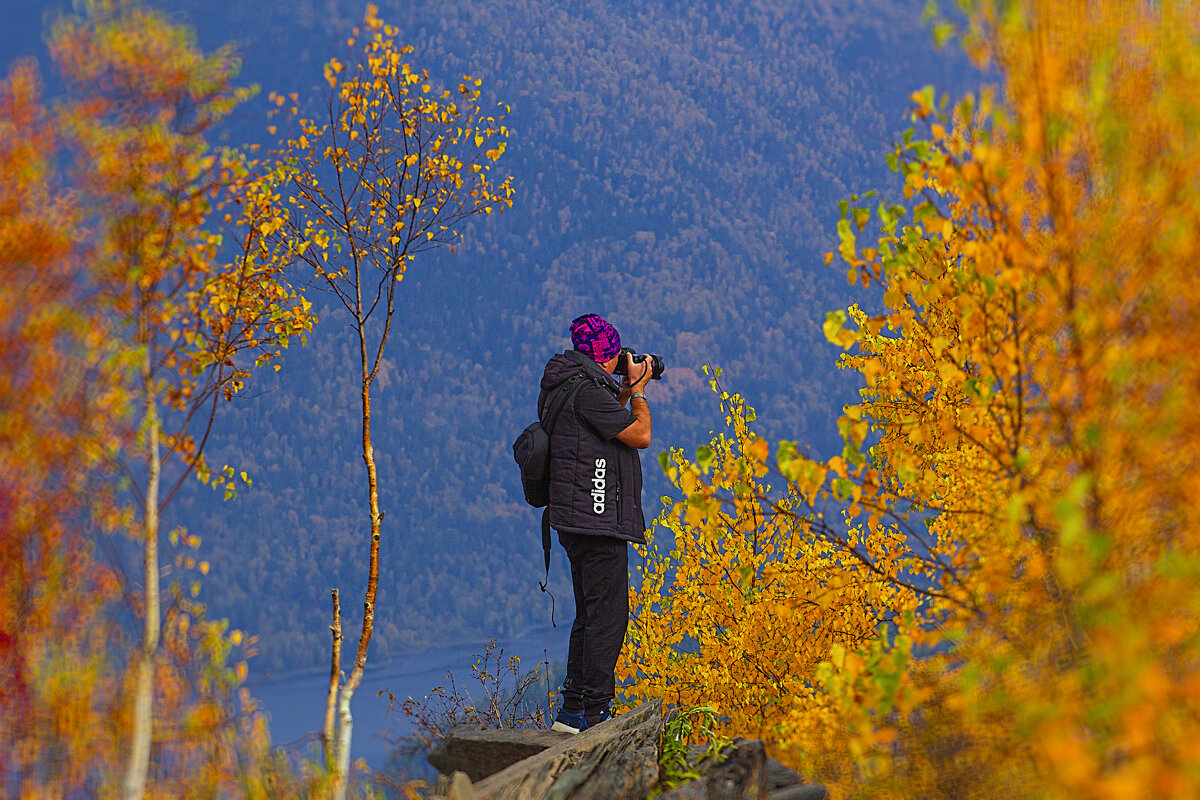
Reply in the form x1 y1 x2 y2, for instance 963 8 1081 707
538 350 646 543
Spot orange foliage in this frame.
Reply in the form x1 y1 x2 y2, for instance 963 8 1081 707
619 379 923 782
628 2 1200 798
0 56 127 794
1 1 318 796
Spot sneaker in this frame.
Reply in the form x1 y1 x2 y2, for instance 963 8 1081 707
551 709 587 734
551 707 613 734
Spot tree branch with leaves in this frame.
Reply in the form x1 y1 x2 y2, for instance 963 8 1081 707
46 3 316 797
625 1 1200 796
272 5 513 796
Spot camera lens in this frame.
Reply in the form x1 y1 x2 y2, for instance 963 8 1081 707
612 348 664 379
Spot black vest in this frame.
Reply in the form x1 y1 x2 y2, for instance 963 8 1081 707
538 351 646 543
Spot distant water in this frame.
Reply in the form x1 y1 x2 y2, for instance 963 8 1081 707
248 626 571 774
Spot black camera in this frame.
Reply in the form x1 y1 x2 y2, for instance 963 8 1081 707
612 347 665 380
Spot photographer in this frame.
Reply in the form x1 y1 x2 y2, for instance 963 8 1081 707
539 313 655 733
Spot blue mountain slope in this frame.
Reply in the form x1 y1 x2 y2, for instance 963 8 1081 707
3 0 976 672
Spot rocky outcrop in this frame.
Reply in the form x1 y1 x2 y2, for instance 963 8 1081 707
429 728 575 782
469 699 662 800
422 702 828 800
656 739 767 800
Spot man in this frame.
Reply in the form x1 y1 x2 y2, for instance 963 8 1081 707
540 313 654 733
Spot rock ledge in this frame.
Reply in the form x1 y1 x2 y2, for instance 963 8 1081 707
422 702 828 800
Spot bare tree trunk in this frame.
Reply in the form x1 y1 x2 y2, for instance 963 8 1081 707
125 342 161 800
331 344 384 800
323 589 342 767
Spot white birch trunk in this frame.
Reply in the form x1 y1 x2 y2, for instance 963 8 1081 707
124 344 161 800
332 685 355 800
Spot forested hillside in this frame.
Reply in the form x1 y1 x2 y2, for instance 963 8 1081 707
156 0 974 672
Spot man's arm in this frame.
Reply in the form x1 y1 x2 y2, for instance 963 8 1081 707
615 359 653 449
616 396 651 448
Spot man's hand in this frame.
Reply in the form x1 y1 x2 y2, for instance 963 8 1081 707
629 356 653 391
617 353 653 405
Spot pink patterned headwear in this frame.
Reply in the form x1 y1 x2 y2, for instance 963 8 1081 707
570 313 621 363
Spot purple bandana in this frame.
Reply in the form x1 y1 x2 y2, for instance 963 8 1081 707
570 313 621 363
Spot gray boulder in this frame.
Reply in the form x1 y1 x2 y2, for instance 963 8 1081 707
429 727 573 782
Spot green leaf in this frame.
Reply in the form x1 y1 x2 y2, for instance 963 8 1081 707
823 310 848 345
915 84 935 110
1054 474 1094 550
932 21 955 49
853 207 870 231
843 442 866 469
837 218 855 251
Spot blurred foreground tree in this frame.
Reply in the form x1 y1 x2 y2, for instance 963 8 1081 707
623 1 1200 797
0 54 127 795
2 1 317 796
272 5 514 796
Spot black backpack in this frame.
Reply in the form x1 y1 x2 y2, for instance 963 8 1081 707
512 373 590 623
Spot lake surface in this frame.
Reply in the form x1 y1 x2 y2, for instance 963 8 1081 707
249 625 571 776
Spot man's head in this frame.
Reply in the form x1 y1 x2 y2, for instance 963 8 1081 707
570 314 621 373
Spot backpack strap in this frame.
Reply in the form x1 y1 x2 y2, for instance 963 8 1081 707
536 372 595 628
539 373 586 434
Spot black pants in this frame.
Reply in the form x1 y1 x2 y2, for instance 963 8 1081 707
557 531 629 715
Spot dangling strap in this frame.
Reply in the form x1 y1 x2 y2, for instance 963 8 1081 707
539 508 556 627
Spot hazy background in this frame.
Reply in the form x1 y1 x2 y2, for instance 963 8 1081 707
3 0 976 710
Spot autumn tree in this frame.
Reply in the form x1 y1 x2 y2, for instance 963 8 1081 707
619 375 923 780
273 5 513 796
626 1 1200 797
0 54 130 795
1 2 317 797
